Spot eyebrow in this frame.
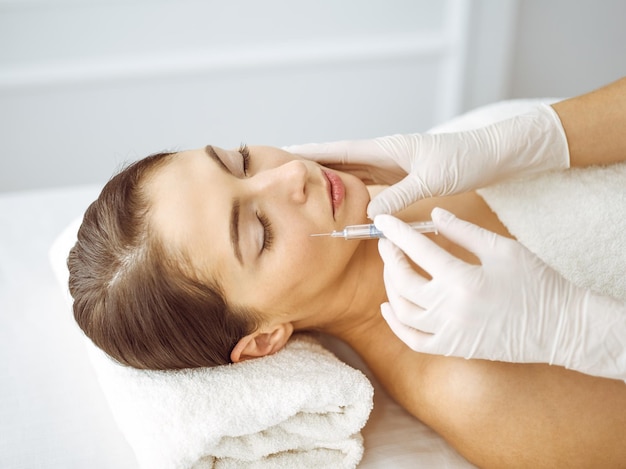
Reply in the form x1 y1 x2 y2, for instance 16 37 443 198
204 145 230 173
230 198 243 265
203 145 243 265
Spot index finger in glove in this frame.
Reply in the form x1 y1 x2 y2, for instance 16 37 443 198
282 141 346 164
283 139 399 167
375 214 466 278
322 163 396 186
430 207 505 261
368 174 432 218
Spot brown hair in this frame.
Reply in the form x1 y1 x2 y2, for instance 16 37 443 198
68 152 261 370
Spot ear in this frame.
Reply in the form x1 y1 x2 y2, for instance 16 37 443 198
230 323 294 363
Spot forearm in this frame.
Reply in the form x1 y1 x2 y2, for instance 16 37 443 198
552 77 626 168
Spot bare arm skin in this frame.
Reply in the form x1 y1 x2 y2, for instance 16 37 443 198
356 328 626 469
345 191 626 468
553 76 626 168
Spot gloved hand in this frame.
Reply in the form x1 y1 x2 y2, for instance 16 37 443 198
284 104 570 218
376 208 626 381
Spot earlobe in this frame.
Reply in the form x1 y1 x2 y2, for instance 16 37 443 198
230 323 294 363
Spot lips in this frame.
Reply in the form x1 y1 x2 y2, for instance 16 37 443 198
322 169 345 218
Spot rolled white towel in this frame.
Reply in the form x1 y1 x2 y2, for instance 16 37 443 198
49 220 374 469
88 334 373 469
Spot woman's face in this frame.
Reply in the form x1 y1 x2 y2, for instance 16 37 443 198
147 145 371 325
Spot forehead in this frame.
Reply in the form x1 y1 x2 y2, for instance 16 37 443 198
145 149 231 281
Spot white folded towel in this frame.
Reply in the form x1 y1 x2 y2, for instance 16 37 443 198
477 162 626 301
49 220 373 469
87 334 373 469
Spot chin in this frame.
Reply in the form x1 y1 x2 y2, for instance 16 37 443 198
346 177 371 224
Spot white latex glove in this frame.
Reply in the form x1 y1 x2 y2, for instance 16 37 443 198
283 104 570 218
376 208 626 381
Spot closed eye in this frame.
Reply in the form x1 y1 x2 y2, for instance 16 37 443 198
238 143 251 176
257 211 274 252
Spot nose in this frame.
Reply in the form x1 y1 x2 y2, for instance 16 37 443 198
250 160 308 204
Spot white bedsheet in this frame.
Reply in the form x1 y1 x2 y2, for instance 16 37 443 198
0 184 475 468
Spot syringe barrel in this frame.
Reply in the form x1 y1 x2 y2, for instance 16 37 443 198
341 220 437 239
341 224 384 239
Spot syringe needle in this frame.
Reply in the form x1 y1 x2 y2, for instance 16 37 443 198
309 233 332 237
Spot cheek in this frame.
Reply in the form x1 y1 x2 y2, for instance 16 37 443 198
236 227 359 313
279 234 356 289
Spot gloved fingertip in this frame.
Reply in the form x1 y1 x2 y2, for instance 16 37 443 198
379 302 394 320
373 214 395 232
368 191 405 219
431 207 454 227
367 200 386 220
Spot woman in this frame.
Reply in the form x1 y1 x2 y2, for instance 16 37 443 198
68 143 626 468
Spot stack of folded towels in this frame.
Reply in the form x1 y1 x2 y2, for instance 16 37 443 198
87 334 373 469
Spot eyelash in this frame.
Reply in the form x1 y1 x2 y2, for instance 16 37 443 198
257 211 274 252
238 143 251 176
238 144 273 253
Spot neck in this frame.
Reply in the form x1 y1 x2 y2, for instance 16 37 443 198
310 238 389 347
310 237 415 384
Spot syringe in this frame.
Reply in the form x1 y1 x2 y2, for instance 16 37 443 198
310 220 437 240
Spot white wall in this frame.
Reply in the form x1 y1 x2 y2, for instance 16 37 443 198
0 0 515 193
1 0 624 193
509 0 626 99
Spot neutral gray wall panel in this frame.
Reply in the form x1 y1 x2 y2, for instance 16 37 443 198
509 0 626 98
1 0 476 192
